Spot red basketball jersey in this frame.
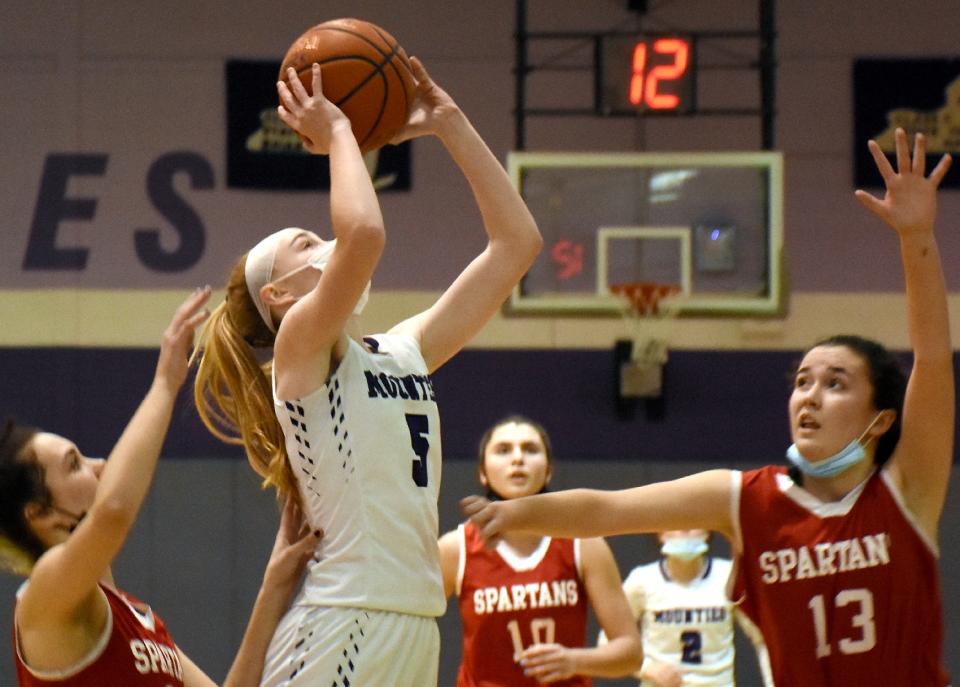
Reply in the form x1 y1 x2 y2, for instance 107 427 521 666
15 585 185 686
732 465 950 686
456 522 590 687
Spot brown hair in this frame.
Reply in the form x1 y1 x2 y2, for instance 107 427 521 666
192 256 298 502
0 419 49 574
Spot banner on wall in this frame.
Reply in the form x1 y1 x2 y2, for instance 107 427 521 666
226 59 412 191
854 58 960 189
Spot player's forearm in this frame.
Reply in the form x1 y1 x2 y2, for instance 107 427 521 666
900 234 952 363
93 380 177 524
221 582 288 687
328 124 385 242
504 489 622 538
503 471 734 541
568 637 643 678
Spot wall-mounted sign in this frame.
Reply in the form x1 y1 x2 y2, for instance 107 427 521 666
226 60 411 191
854 58 960 189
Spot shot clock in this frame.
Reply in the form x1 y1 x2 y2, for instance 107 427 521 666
599 34 695 114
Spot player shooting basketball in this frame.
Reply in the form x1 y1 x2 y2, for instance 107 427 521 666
192 56 542 685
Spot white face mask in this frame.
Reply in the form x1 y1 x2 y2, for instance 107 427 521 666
270 240 337 284
304 240 370 316
660 537 709 561
261 238 371 320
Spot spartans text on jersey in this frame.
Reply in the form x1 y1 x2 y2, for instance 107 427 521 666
758 532 890 584
130 639 183 680
473 580 580 614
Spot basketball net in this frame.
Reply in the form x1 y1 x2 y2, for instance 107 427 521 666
609 282 682 398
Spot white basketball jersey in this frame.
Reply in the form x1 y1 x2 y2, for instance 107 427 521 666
623 557 735 686
274 333 445 617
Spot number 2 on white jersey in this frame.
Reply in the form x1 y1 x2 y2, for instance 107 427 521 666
808 588 876 658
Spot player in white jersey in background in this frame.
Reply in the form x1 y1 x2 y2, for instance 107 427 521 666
602 530 771 687
192 58 541 686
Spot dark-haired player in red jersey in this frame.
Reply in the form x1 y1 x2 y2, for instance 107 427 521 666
464 129 953 686
440 417 640 685
1 289 319 686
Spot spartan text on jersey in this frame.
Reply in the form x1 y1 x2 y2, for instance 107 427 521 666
758 532 890 584
364 370 437 402
473 580 580 614
130 639 183 680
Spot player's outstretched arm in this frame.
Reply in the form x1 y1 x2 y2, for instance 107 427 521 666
463 470 737 550
19 288 211 629
273 64 385 388
855 127 954 539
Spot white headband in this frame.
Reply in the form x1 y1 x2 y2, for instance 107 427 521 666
243 227 303 334
244 228 346 333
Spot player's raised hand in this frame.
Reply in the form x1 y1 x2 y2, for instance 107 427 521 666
855 127 951 237
155 286 211 392
389 57 460 144
277 63 352 154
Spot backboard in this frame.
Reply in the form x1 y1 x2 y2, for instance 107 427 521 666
507 152 784 317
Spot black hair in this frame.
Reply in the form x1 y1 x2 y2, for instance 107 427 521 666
477 415 553 501
0 419 51 572
788 335 906 483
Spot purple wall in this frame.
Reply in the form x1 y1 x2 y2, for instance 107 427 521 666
4 346 952 465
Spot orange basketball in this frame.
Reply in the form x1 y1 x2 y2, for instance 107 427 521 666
279 18 416 153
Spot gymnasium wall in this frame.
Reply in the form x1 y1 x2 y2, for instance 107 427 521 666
2 1 960 685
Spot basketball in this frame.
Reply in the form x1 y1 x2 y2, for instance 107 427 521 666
279 18 416 153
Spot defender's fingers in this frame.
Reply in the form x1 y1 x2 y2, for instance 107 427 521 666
912 132 926 176
895 127 910 175
854 189 887 219
170 286 212 329
866 139 895 183
928 153 953 187
183 307 211 332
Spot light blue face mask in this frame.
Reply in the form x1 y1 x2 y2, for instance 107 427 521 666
661 537 709 561
786 413 884 479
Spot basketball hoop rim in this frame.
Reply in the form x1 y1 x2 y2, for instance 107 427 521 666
609 281 684 317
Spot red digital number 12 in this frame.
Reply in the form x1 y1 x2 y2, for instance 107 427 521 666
629 38 690 109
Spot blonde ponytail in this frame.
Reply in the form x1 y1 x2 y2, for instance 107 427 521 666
192 257 298 503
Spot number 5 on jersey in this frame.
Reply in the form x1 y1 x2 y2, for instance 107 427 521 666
405 413 430 487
